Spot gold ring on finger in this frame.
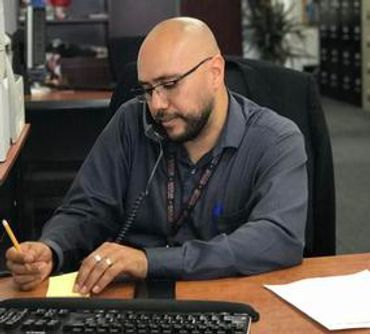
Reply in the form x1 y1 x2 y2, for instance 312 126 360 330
105 257 113 267
94 254 102 263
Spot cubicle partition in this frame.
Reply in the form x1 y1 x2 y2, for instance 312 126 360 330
22 91 112 239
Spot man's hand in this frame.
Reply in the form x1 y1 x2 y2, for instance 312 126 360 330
5 242 53 291
74 242 148 294
74 242 148 295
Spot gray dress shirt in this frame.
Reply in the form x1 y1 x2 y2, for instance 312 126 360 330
41 92 308 279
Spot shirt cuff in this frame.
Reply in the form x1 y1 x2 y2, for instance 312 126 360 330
39 239 64 274
144 246 184 279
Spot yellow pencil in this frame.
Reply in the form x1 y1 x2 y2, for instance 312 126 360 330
2 220 21 252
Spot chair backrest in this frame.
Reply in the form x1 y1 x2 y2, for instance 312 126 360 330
108 36 145 82
109 56 336 257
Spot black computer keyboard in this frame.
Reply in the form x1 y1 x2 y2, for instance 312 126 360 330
0 298 259 333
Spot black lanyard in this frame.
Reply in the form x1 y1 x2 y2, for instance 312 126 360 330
166 151 223 245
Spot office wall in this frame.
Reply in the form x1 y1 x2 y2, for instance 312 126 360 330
108 0 179 37
180 0 242 56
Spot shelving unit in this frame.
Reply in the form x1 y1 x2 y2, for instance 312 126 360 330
20 16 108 25
46 17 108 25
18 0 112 90
18 0 109 47
318 0 365 108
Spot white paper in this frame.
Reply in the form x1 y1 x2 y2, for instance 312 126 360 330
265 270 370 330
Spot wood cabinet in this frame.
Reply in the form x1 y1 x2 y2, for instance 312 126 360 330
0 125 30 240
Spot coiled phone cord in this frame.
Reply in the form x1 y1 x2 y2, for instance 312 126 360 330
115 141 164 244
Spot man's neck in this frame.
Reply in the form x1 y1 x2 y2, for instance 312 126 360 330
184 90 229 164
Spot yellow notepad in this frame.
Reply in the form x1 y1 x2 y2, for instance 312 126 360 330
47 271 89 297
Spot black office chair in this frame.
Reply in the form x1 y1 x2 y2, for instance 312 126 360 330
108 36 145 82
109 56 336 257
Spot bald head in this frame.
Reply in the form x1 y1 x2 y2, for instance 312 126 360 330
138 17 220 81
136 17 228 154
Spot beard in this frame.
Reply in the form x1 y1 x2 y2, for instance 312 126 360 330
154 98 214 143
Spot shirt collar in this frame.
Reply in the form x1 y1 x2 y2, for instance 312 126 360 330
212 91 247 156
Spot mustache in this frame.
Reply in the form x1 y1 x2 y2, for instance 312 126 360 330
154 111 184 123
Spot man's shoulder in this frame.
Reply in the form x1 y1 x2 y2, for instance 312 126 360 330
115 98 142 122
97 98 145 146
232 92 302 140
109 98 143 134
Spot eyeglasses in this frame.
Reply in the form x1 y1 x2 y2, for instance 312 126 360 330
133 56 214 103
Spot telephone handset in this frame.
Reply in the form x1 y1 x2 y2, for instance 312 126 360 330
142 103 167 143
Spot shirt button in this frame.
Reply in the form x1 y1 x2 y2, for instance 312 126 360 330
191 168 197 175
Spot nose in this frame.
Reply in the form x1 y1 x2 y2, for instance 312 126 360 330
149 88 170 111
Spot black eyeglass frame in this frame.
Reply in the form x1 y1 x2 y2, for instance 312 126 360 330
132 56 214 103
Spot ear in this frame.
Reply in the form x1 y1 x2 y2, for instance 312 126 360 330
209 55 225 90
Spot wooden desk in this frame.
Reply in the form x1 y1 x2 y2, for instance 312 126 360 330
27 90 112 102
177 253 370 334
1 253 370 333
0 125 31 242
0 278 135 301
25 90 112 111
0 124 31 186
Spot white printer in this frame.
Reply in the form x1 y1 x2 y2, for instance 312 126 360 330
0 0 10 162
0 0 26 162
6 35 25 145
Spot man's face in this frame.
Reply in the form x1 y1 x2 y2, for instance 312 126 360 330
138 55 215 143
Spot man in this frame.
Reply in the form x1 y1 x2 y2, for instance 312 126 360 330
6 17 307 294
